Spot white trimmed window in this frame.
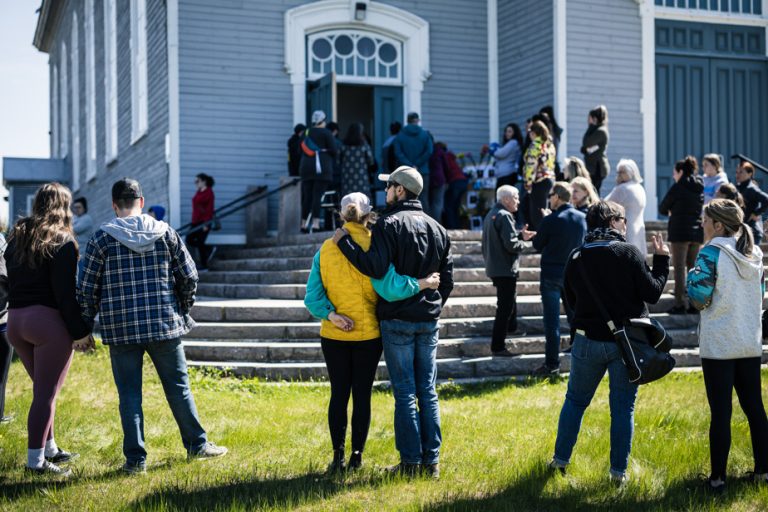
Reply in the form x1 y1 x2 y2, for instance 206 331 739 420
52 65 59 158
307 30 403 84
60 42 69 158
130 0 148 142
71 14 81 192
85 0 96 180
654 0 763 15
104 0 118 162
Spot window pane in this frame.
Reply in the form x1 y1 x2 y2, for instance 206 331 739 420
335 56 343 74
335 35 353 56
368 59 375 77
390 64 398 78
379 43 397 63
312 38 331 60
357 37 375 57
345 56 353 75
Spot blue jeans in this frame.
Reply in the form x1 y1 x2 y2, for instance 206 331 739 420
380 319 442 465
553 334 639 476
109 339 207 464
540 278 569 368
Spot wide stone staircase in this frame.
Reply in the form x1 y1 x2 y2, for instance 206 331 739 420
183 222 768 380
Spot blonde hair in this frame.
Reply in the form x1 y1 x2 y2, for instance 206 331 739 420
341 203 377 227
704 198 754 256
563 157 590 181
571 176 599 207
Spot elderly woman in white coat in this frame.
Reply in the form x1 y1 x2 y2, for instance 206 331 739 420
606 159 646 255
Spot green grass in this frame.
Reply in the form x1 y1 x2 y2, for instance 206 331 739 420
0 345 767 511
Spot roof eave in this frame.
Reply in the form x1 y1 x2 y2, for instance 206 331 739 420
33 0 52 53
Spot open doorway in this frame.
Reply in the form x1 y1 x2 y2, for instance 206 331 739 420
337 84 374 148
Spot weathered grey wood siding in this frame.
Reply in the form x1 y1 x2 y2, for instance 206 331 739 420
497 0 554 131
566 0 643 195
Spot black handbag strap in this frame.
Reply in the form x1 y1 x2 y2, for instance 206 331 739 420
574 249 618 333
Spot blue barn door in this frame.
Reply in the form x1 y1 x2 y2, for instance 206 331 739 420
306 72 337 126
655 20 768 203
373 85 403 166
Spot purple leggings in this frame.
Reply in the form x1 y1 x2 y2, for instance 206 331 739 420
7 305 74 449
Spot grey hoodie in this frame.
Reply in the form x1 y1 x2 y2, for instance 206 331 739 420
101 214 169 254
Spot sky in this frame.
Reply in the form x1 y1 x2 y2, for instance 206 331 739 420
0 1 50 222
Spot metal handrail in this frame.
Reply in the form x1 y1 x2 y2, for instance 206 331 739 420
177 178 300 237
732 154 768 176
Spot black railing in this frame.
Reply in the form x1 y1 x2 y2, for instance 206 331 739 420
732 154 768 176
177 178 300 237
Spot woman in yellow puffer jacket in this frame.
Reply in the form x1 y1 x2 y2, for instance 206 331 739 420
305 192 439 473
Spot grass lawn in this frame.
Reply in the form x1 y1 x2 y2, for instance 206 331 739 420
0 345 767 511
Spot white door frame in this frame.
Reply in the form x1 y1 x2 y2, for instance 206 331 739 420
284 0 430 126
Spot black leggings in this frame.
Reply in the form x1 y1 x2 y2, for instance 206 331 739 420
702 357 768 480
529 179 554 231
321 337 383 452
0 331 12 417
491 277 518 352
301 180 330 221
185 225 211 269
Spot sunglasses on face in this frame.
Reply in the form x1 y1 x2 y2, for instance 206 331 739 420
614 216 626 223
386 181 397 190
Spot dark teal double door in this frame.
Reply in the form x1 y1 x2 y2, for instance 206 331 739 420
307 72 403 160
655 20 768 200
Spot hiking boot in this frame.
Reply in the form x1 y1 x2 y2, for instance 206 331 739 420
26 461 72 478
45 449 79 464
492 348 516 358
327 449 346 474
347 451 363 471
121 460 147 475
547 458 566 475
531 364 560 377
386 462 420 477
423 463 440 480
667 305 687 315
188 442 228 461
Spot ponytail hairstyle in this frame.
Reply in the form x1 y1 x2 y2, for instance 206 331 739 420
675 155 698 177
340 203 377 228
703 198 754 256
589 105 608 126
716 183 746 209
8 182 76 267
563 156 590 181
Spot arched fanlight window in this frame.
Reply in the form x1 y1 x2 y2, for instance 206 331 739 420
307 30 402 84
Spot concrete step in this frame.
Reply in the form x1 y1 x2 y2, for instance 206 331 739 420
187 312 700 340
182 328 701 363
243 229 484 249
185 347 768 381
218 240 484 260
190 294 759 323
196 280 680 300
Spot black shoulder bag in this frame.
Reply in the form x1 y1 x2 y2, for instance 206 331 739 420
574 249 676 385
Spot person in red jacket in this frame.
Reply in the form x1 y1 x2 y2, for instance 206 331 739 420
186 173 215 271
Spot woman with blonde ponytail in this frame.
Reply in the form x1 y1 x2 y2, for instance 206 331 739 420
304 192 439 473
687 198 768 493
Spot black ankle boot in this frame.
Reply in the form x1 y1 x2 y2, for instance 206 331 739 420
327 449 346 474
348 450 363 470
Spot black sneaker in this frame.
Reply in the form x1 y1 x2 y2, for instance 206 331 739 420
45 449 79 464
667 305 688 315
348 451 363 471
327 449 346 474
531 364 560 377
547 458 567 475
26 461 72 478
386 462 420 477
491 349 516 358
121 460 147 475
687 305 700 315
423 463 440 480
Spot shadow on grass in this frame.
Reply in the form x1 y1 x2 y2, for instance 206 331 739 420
129 470 389 511
424 467 750 512
436 376 562 401
0 464 129 501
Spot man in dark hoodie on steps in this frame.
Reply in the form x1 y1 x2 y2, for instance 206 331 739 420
394 112 434 214
78 178 227 474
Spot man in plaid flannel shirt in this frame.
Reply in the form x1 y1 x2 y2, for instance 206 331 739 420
78 178 227 474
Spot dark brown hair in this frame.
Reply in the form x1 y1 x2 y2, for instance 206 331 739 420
586 200 626 230
675 155 698 177
716 183 745 209
529 120 550 141
9 182 75 267
589 105 608 126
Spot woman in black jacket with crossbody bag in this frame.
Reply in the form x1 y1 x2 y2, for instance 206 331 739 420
658 156 704 314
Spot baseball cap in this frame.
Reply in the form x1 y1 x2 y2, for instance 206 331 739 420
112 178 143 201
340 192 372 216
378 165 424 196
311 110 326 125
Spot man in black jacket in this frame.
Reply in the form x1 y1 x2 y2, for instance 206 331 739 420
735 161 768 244
332 165 453 478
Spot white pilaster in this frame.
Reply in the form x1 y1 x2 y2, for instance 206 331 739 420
166 0 181 227
638 0 657 220
553 0 567 164
487 0 499 143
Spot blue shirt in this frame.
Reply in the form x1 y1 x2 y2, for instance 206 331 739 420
532 203 587 283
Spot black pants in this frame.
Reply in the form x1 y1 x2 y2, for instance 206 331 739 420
529 178 554 230
321 337 383 452
0 331 12 417
185 225 211 269
301 179 330 222
702 357 768 480
590 172 604 196
491 277 518 352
